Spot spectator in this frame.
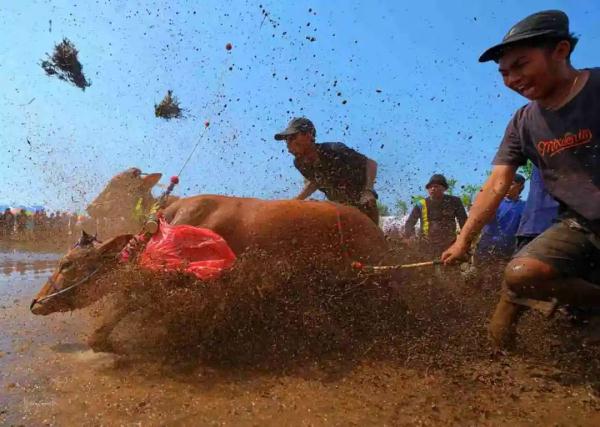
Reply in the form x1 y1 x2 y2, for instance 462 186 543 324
3 209 15 237
0 210 5 238
515 166 559 251
404 174 468 258
15 209 27 235
476 174 526 263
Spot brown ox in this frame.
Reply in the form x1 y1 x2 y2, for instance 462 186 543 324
85 167 177 236
31 195 388 352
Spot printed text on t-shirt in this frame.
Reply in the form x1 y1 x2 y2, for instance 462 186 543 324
536 129 593 157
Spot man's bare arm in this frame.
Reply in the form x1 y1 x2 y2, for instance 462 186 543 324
442 164 517 263
296 180 319 200
364 158 377 190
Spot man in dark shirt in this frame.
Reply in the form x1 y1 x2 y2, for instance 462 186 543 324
404 174 467 258
441 10 600 349
274 117 379 223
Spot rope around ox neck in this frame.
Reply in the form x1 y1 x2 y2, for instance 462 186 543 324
33 267 101 305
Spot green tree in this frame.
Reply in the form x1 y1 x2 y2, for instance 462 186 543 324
518 159 534 180
446 178 457 195
395 199 408 217
459 184 481 209
411 195 425 205
377 201 390 216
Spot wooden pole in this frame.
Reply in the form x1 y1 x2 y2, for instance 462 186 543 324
352 260 441 273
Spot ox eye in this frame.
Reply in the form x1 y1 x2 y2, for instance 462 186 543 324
60 261 74 271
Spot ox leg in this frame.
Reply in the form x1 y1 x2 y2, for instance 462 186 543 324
88 297 134 353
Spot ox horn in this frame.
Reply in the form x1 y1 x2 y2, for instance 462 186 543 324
76 230 96 248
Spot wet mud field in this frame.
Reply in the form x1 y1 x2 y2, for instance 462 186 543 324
2 246 600 426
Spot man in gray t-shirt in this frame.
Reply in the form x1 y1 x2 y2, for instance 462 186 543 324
441 10 600 349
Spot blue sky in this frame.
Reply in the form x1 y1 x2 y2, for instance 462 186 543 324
0 0 598 212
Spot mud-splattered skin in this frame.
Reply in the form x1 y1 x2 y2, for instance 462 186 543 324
31 195 389 352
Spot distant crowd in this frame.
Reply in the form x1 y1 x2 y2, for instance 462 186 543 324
0 208 83 241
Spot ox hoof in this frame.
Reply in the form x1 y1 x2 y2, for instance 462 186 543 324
88 334 119 354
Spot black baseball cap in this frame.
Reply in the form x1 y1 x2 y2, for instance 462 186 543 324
274 117 316 140
479 10 573 62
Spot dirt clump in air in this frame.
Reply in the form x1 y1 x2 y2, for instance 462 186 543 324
154 90 184 120
41 38 91 90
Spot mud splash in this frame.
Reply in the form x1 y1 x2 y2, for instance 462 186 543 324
88 248 600 376
92 250 407 366
4 247 600 425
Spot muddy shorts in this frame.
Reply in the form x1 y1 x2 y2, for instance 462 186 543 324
514 218 600 284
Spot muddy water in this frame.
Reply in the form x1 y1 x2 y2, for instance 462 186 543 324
2 249 600 426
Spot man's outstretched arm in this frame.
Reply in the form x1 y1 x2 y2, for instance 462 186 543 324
442 164 517 263
364 158 378 191
296 180 319 200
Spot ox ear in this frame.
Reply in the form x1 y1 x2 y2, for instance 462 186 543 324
142 173 162 190
76 230 96 248
97 234 134 258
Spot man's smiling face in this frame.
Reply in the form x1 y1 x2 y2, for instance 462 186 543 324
499 47 548 101
498 45 557 101
285 132 313 158
498 38 574 102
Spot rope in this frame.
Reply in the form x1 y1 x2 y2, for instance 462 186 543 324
145 52 233 222
175 52 232 180
135 50 235 250
176 125 209 178
33 267 101 305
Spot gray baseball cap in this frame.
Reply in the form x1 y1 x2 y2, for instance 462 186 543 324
479 10 573 63
274 117 316 140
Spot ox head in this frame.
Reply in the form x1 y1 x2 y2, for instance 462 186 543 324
86 167 162 220
30 231 133 315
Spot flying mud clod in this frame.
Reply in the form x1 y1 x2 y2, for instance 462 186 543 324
154 90 185 120
41 38 91 90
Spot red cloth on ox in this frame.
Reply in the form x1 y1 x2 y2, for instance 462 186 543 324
138 219 236 280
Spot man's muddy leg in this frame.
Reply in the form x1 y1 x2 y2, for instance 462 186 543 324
488 287 528 350
490 256 600 349
488 257 557 349
505 257 600 306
